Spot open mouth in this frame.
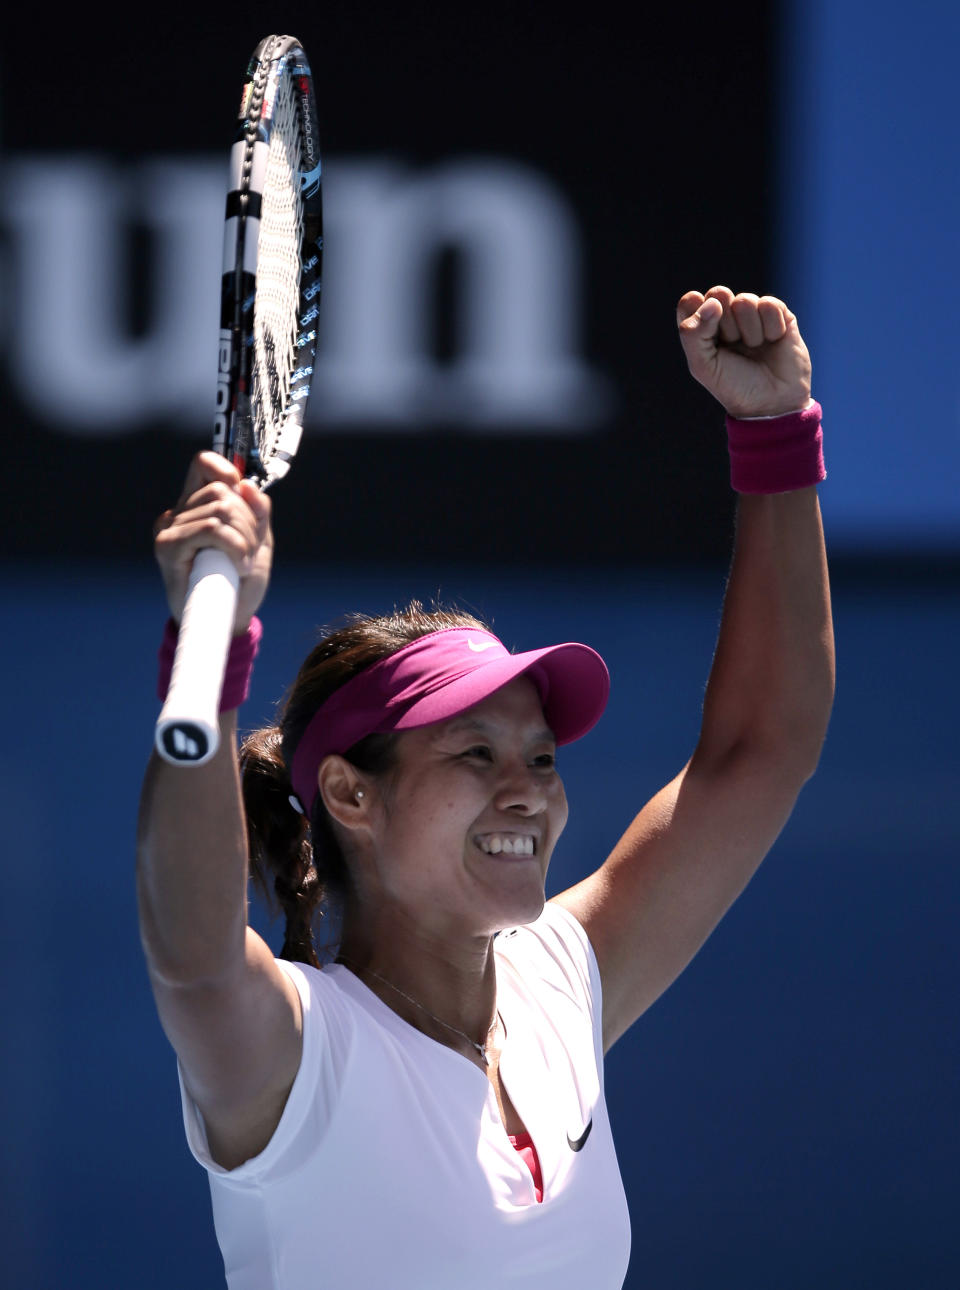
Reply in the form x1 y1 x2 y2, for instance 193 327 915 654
473 833 537 857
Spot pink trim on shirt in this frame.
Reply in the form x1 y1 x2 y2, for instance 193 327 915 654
509 1132 544 1204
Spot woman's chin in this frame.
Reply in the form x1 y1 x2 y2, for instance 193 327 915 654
488 886 547 934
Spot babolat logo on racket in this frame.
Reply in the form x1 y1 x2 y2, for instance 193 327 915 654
301 161 322 199
161 724 209 763
213 329 233 450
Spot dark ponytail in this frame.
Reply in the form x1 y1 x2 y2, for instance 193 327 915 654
240 601 489 966
239 726 320 965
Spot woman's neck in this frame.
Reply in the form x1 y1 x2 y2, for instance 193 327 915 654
336 915 501 1063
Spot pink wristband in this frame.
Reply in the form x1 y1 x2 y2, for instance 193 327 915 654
725 401 826 494
157 616 263 712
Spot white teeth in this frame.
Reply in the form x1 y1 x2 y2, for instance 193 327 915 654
476 834 535 856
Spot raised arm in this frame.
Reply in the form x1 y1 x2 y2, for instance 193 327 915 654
553 286 835 1051
137 452 302 1168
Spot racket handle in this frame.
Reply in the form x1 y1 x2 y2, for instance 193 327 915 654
154 548 241 766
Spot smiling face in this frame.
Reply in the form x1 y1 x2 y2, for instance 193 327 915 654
356 675 569 940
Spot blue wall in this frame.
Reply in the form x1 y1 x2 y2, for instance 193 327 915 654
2 563 956 1287
778 0 960 550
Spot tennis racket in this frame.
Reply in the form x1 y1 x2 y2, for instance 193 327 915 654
155 33 322 766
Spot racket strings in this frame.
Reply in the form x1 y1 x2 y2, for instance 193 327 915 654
252 71 305 471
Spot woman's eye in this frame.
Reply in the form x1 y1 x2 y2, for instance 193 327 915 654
533 753 556 769
463 746 492 760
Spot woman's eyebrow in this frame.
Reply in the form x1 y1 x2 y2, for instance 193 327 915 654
435 716 556 743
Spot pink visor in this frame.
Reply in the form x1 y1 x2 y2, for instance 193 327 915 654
289 626 609 813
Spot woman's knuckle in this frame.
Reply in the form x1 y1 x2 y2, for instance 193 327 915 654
197 516 222 539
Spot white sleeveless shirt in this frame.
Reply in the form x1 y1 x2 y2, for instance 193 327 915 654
179 901 632 1288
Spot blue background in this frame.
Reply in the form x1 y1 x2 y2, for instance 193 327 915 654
778 1 960 549
2 0 959 1285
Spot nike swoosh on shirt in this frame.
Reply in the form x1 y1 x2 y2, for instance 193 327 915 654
467 639 498 652
566 1118 593 1152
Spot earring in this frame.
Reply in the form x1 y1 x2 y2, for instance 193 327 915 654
355 789 365 801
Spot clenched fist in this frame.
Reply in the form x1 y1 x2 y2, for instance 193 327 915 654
677 285 812 419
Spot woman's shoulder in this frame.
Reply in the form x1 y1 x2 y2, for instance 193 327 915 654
496 900 599 1008
275 957 355 1014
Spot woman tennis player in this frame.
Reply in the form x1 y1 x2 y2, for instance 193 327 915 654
139 286 834 1289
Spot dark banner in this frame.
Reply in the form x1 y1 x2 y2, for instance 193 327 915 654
0 3 775 564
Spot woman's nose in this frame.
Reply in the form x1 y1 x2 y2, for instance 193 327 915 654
493 764 547 814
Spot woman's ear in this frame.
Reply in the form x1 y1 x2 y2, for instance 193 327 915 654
317 755 370 832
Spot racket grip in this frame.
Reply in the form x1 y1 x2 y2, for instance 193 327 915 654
154 548 242 766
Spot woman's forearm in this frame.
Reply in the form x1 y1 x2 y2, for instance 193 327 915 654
137 711 251 986
698 485 834 776
140 454 272 988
